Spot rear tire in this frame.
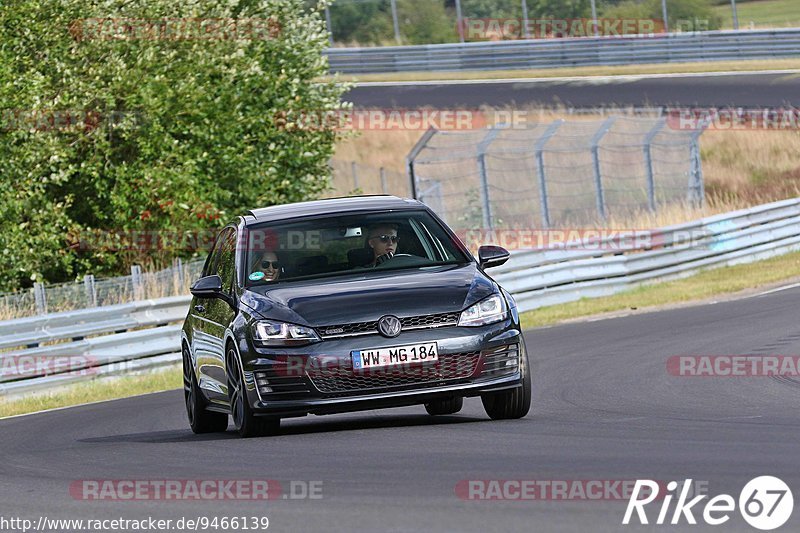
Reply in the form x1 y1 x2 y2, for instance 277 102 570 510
425 396 463 415
183 347 228 434
481 342 531 420
227 346 280 438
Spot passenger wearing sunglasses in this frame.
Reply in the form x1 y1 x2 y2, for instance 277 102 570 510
252 251 282 281
367 224 399 267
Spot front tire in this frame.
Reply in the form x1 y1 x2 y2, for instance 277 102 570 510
183 347 228 434
425 396 463 415
481 342 531 420
226 347 280 438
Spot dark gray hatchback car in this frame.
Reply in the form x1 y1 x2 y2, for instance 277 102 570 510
181 195 531 437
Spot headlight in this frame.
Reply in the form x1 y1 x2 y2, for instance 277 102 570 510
252 320 321 346
458 294 508 327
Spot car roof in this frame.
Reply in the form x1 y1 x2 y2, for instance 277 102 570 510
245 195 426 224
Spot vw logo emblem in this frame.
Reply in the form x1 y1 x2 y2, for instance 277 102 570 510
378 315 402 338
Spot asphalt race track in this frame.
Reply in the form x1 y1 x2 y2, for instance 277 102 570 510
2 285 800 532
345 71 800 109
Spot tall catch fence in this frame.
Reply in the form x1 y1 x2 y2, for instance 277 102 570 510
407 117 705 229
329 159 410 197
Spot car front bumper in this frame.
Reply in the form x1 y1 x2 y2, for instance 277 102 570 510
241 320 526 417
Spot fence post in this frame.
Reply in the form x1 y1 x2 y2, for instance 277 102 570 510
534 120 563 228
351 161 359 190
405 127 437 199
174 257 184 290
591 117 617 221
643 118 666 213
131 265 144 300
380 167 388 194
84 274 97 307
477 126 503 231
33 282 47 315
324 5 333 46
688 117 709 207
689 139 705 207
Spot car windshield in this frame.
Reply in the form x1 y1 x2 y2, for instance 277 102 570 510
244 210 470 285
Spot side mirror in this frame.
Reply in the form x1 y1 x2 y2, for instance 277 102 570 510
478 245 510 269
190 275 223 299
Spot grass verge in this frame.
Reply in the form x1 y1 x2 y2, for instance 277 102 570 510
715 0 800 30
520 250 800 329
331 58 800 83
0 365 181 419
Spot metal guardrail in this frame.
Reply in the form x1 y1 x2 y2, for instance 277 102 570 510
492 197 800 312
326 29 800 73
0 296 189 398
3 197 800 398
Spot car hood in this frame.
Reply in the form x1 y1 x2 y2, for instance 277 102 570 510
241 263 496 326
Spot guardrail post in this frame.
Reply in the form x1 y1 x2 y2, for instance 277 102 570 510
643 118 666 213
84 275 97 307
477 126 503 231
591 117 617 221
33 282 47 315
131 265 144 300
534 120 563 228
380 167 388 194
405 127 438 199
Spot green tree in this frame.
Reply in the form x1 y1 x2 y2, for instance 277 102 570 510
400 0 457 44
601 0 721 31
329 0 394 45
0 0 347 291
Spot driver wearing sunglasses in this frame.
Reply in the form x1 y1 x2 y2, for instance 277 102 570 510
367 224 399 267
253 250 282 281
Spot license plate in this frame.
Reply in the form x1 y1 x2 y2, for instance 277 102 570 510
351 342 439 370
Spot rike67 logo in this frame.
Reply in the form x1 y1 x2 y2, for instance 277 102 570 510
623 476 794 530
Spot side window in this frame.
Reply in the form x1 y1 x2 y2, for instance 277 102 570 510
216 228 237 294
202 230 225 278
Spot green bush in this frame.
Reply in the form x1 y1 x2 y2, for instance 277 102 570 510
0 0 347 291
601 0 722 31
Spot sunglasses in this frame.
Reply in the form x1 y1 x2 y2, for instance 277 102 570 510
372 235 398 244
261 260 281 269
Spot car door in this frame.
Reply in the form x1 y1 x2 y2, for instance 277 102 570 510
193 226 237 404
188 230 223 397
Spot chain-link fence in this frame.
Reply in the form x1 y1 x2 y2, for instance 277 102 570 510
329 159 410 197
407 117 705 228
0 258 204 320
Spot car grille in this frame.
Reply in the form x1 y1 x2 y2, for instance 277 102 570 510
253 368 311 400
479 344 520 379
307 351 481 395
318 312 460 339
